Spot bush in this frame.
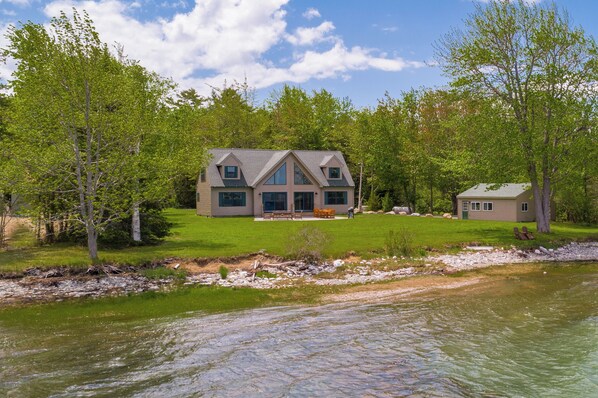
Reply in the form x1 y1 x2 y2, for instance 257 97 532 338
385 228 415 257
100 203 172 247
382 192 393 212
286 225 331 263
367 193 381 211
219 265 229 279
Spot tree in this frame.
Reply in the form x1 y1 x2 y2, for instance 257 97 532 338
4 11 149 261
436 0 598 232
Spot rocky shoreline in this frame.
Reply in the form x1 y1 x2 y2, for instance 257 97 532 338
1 242 597 306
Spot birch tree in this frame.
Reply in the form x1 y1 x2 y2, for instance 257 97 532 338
436 0 598 232
4 11 142 261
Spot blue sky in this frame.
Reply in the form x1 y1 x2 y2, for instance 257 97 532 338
0 0 596 108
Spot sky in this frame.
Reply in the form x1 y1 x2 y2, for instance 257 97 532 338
0 0 596 108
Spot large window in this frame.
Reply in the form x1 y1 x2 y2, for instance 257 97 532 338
224 166 238 179
521 202 528 212
471 202 481 211
325 191 347 205
328 167 341 179
294 192 314 211
483 202 493 211
265 163 286 185
219 192 246 207
262 192 287 211
294 164 312 185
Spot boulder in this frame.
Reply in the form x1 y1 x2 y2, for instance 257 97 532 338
425 213 434 218
443 213 452 219
392 206 411 214
399 211 407 216
411 212 420 217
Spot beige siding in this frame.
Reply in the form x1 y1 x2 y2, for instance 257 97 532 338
459 198 517 221
515 191 535 222
196 170 212 216
211 188 254 216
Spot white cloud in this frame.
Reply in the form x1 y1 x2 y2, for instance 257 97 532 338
302 7 320 20
286 21 335 46
0 0 427 96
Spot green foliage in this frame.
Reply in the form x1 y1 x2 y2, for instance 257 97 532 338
255 270 277 279
385 228 415 258
141 267 187 281
382 192 393 212
218 265 229 279
286 225 331 263
367 193 381 211
100 205 171 247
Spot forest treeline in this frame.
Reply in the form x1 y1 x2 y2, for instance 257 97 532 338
0 1 596 261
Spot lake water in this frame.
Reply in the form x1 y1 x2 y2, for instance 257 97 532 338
1 264 597 397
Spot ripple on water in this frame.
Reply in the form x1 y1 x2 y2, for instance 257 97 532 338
0 267 597 397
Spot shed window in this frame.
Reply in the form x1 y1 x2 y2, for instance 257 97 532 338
219 192 246 207
471 202 481 211
483 202 493 211
521 202 528 212
224 166 238 179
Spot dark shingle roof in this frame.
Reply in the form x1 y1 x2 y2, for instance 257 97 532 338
207 149 354 188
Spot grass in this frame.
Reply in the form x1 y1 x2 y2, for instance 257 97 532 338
0 208 597 272
0 284 343 324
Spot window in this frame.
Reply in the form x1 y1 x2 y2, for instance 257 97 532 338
294 192 314 211
224 166 238 179
219 192 246 207
471 202 481 211
328 167 341 179
521 202 528 212
262 192 287 211
294 164 312 185
483 202 493 211
265 163 287 185
200 169 206 182
463 202 469 211
325 191 347 205
196 192 200 202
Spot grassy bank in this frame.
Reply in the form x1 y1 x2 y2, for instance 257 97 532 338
0 209 597 272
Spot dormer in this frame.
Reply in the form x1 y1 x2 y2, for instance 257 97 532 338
320 154 343 180
216 152 243 180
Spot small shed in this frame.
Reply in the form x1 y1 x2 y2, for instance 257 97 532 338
457 183 534 222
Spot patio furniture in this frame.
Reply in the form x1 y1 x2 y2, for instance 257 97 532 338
514 227 528 240
522 226 535 240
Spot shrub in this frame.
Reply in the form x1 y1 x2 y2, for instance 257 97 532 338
385 228 415 257
367 193 381 211
382 192 393 212
219 265 229 279
286 225 331 263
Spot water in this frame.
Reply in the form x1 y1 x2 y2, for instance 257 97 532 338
1 265 597 397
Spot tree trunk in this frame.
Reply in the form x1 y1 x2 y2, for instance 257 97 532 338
531 175 551 233
357 162 363 211
451 192 458 215
86 224 99 263
132 201 141 242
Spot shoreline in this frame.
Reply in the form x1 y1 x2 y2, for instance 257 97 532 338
1 242 597 307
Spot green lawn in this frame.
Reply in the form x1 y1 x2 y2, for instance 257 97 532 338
0 209 597 272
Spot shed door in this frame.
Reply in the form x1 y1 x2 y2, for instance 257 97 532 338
462 201 469 220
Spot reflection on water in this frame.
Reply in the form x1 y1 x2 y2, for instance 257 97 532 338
1 266 597 397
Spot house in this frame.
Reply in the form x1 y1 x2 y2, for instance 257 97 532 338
457 183 535 222
196 149 355 217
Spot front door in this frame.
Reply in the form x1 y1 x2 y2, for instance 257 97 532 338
462 201 469 220
262 192 287 212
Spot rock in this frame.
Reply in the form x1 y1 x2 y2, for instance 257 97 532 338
411 213 420 217
399 211 407 216
425 213 434 218
385 211 395 215
393 206 411 214
333 259 344 267
443 213 452 219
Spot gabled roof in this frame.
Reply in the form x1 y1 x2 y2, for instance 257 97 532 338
215 152 243 166
457 183 531 199
206 149 354 188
